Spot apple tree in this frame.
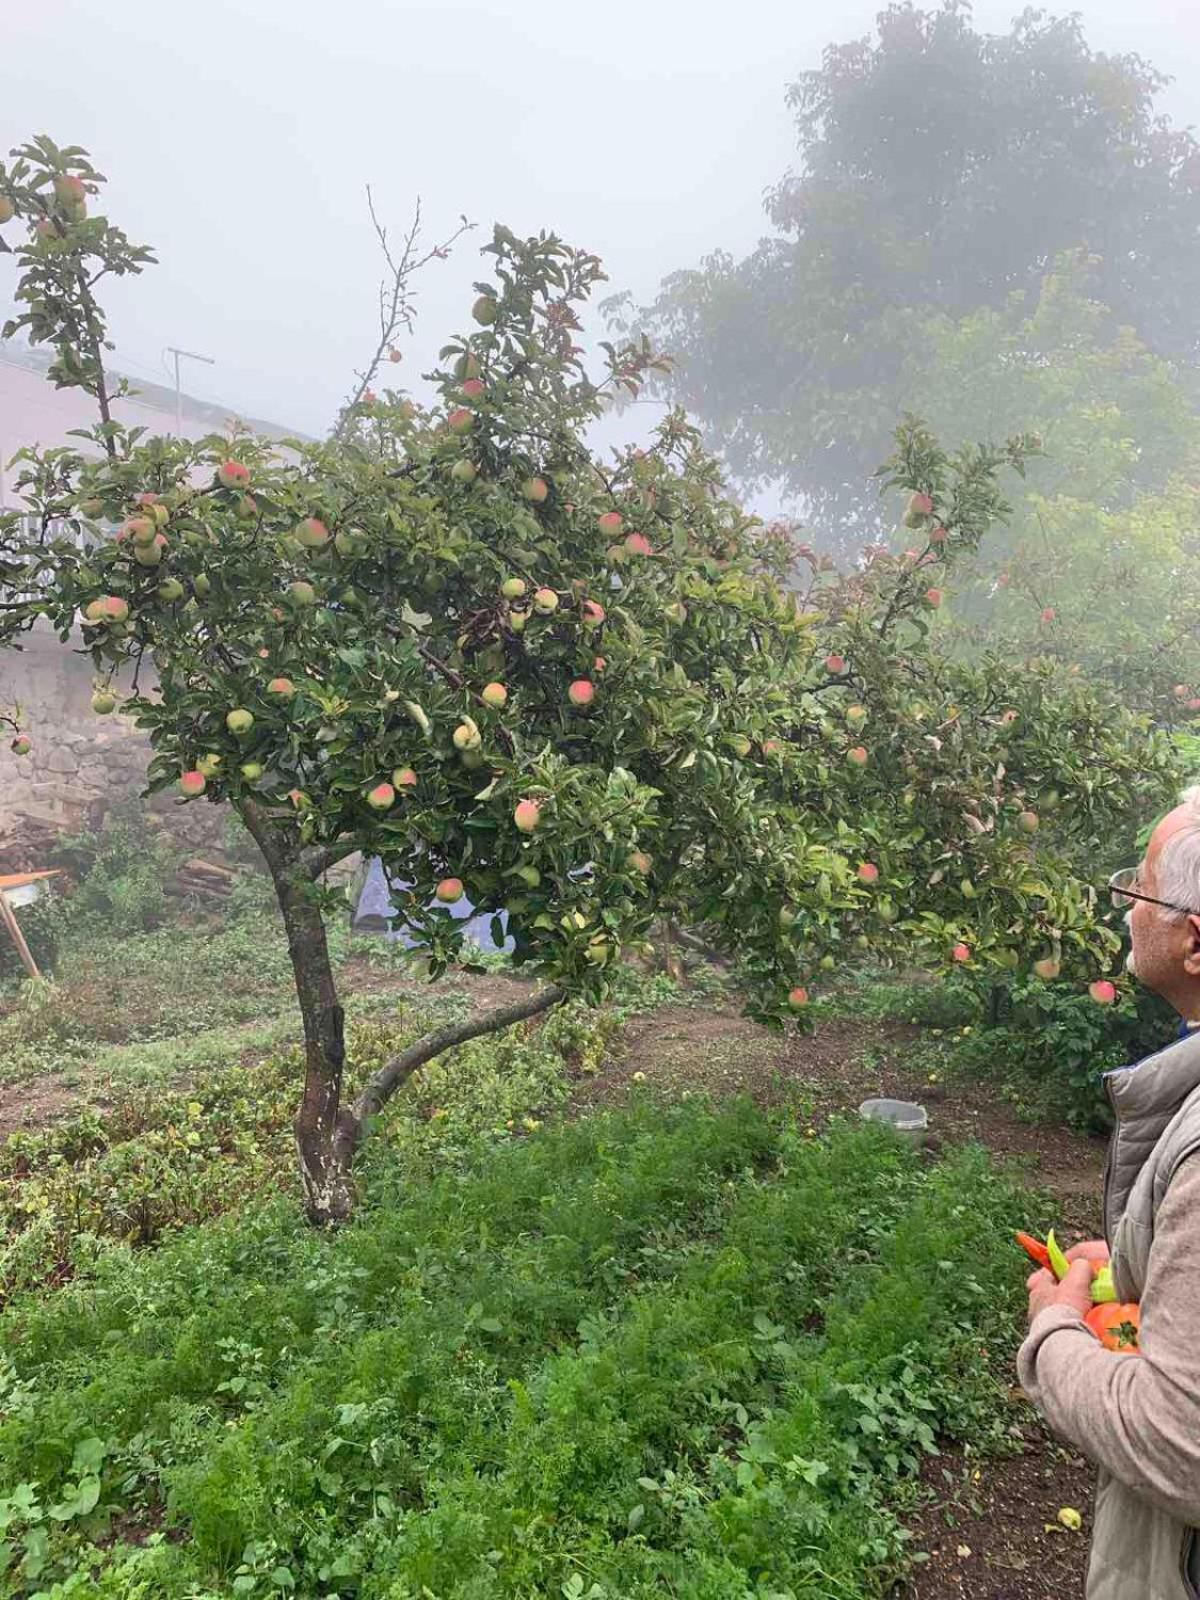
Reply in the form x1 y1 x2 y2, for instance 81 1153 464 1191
0 139 1177 1223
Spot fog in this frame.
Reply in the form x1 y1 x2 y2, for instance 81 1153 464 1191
7 0 1200 466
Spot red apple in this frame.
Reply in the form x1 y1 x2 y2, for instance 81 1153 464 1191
218 460 249 490
481 682 508 709
514 799 541 833
824 654 846 674
598 511 623 537
84 595 130 625
1018 810 1040 833
1040 607 1056 623
787 986 809 1010
267 677 296 698
847 746 869 767
1033 957 1061 981
857 862 879 884
366 782 395 811
594 655 607 672
522 477 549 504
501 577 526 600
179 769 207 797
951 942 971 963
10 734 31 756
393 766 418 790
627 850 652 875
435 877 465 904
461 378 485 400
581 600 606 627
294 517 329 550
568 679 595 708
447 407 473 433
624 532 653 556
924 587 944 609
533 587 559 615
1089 979 1117 1005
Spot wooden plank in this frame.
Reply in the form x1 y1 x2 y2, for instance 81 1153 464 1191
0 889 39 980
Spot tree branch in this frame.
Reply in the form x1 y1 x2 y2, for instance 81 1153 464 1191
338 983 564 1157
303 838 364 881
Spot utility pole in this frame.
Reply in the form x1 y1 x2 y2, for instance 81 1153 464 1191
167 346 215 436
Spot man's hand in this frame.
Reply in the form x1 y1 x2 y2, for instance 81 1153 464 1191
1027 1258 1095 1325
1066 1239 1110 1267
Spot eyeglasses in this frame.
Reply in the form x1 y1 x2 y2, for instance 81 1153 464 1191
1108 866 1200 918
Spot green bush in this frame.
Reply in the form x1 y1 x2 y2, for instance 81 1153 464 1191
48 810 180 940
955 975 1177 1130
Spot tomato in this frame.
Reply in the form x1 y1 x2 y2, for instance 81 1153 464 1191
1085 1301 1141 1353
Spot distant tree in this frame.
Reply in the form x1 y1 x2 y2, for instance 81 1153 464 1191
633 2 1200 549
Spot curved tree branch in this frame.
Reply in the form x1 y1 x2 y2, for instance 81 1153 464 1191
335 982 564 1161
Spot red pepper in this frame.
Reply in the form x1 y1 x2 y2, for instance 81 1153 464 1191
1015 1231 1053 1272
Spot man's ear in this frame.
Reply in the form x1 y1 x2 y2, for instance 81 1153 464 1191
1185 915 1200 976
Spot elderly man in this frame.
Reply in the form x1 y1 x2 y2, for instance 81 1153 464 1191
1018 791 1200 1599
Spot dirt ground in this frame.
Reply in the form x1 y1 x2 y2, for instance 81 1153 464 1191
573 997 1102 1600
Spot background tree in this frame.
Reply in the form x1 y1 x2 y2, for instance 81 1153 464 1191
633 2 1200 550
0 139 1177 1226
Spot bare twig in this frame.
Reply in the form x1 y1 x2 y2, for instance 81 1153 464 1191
332 193 474 442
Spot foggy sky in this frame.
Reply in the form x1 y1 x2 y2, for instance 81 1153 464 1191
6 0 1200 457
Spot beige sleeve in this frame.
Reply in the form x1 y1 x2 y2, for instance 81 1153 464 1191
1017 1155 1200 1527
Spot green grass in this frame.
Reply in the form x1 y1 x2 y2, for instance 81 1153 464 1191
0 1103 1030 1599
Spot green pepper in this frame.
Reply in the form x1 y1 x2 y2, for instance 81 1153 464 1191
1090 1263 1117 1304
1046 1229 1071 1282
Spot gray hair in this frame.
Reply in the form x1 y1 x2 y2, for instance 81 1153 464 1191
1155 786 1200 918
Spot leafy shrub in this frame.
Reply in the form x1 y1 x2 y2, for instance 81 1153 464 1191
954 975 1177 1130
48 810 180 939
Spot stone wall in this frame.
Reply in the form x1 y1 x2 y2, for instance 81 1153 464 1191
0 623 228 851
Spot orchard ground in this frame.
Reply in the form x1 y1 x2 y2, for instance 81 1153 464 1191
0 883 1104 1600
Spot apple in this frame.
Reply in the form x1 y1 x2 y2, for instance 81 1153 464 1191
53 174 87 211
179 769 207 797
481 682 508 709
594 655 607 672
568 679 595 708
218 460 249 490
501 577 526 600
1089 979 1117 1005
508 609 528 633
122 516 156 547
134 535 167 567
824 654 846 674
366 781 396 811
581 600 605 627
150 502 170 527
452 718 481 750
951 943 971 963
515 864 541 887
288 789 311 811
924 587 944 609
729 734 752 757
624 532 653 556
522 477 549 503
35 219 56 240
533 587 559 614
240 761 264 781
156 579 184 603
389 347 402 363
846 704 867 727
1175 684 1190 699
390 767 416 793
761 739 781 756
1188 699 1200 713
288 581 317 606
857 862 879 884
85 595 130 624
999 709 1018 726
455 352 481 380
194 574 212 598
847 746 869 767
472 295 498 325
514 799 541 833
597 511 623 537
627 850 652 875
1018 809 1040 833
226 709 254 735
10 734 31 756
196 753 222 778
929 525 948 544
1040 607 1056 623
787 986 809 1010
294 517 329 550
461 377 485 400
447 407 473 433
79 497 104 518
91 691 116 715
0 197 13 224
665 601 687 624
435 877 465 904
585 936 612 966
266 678 296 702
1033 957 1061 981
450 458 478 483
903 491 934 527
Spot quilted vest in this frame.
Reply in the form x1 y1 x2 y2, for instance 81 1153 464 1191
1086 1026 1200 1600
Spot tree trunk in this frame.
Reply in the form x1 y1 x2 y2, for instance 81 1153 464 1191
238 802 566 1226
239 803 356 1224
